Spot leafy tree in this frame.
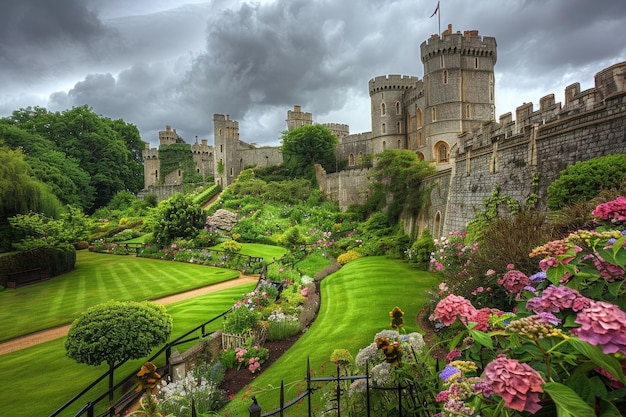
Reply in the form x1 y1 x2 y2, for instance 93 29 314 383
368 149 435 224
151 193 204 245
9 206 91 249
547 154 626 210
2 105 144 212
65 300 172 398
0 144 63 221
280 124 339 177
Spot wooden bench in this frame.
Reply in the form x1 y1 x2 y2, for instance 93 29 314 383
6 268 44 288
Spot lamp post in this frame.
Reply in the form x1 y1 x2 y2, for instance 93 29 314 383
248 395 262 417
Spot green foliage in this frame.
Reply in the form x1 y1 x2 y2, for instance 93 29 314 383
0 144 64 224
407 228 435 270
1 105 144 212
221 239 242 254
157 143 201 183
9 206 91 250
465 185 521 242
547 154 626 210
223 306 261 335
280 124 339 176
279 226 305 251
65 300 172 366
151 193 204 245
367 149 435 223
0 244 76 287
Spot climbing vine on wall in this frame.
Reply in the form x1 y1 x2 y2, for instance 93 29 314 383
158 144 201 183
465 185 520 242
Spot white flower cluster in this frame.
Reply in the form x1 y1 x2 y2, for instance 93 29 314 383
267 308 299 323
156 370 219 412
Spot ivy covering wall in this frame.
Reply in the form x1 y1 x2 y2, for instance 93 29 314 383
158 144 202 183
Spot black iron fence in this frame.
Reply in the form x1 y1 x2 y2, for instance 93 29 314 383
248 358 436 417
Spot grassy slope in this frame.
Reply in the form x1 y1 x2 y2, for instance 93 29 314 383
0 284 257 417
220 256 438 416
0 251 240 341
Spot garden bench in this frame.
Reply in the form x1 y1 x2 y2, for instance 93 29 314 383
6 268 44 288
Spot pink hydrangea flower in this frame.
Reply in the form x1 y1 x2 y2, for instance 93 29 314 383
499 270 530 294
434 294 477 326
526 285 590 314
470 307 492 331
483 355 544 413
592 196 626 221
573 300 626 355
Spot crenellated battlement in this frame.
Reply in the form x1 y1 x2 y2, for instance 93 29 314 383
369 74 419 96
457 62 626 153
420 25 497 64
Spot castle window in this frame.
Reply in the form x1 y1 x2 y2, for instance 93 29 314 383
440 55 444 68
435 141 449 164
396 121 401 134
434 211 442 239
382 141 387 150
466 104 471 119
219 128 223 136
443 70 448 84
475 57 479 69
230 167 233 176
397 139 402 149
395 102 401 115
381 102 386 116
382 123 386 134
417 151 425 161
431 107 437 122
417 131 422 147
349 153 355 166
220 144 223 153
417 108 422 127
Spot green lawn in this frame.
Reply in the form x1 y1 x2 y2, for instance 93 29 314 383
211 242 287 260
0 283 257 417
220 256 438 416
0 250 240 341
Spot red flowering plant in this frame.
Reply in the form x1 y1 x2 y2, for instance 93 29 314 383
430 198 626 416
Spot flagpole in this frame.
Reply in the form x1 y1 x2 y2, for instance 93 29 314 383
438 1 441 35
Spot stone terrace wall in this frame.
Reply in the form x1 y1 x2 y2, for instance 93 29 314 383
316 165 372 211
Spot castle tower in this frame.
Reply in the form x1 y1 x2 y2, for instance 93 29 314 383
159 125 179 145
142 141 160 187
420 24 497 165
191 135 214 182
286 105 313 130
213 114 240 186
369 75 419 154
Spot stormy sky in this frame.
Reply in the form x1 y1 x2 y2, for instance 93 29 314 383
1 0 625 148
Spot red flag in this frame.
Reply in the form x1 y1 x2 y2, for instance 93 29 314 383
430 1 440 18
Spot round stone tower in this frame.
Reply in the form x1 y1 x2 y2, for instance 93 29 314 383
420 24 497 164
369 75 418 154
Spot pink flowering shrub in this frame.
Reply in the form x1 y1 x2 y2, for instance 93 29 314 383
592 195 626 222
430 198 626 416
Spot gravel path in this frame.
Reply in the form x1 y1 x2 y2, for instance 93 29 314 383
0 274 259 356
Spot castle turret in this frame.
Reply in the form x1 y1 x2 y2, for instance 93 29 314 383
213 114 240 186
286 105 313 130
420 24 497 165
369 74 419 154
159 125 179 145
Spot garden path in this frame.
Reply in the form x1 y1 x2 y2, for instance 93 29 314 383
0 273 259 356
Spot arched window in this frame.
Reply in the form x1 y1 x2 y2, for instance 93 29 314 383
382 123 386 134
395 102 401 115
219 128 223 136
397 139 402 149
382 141 387 150
381 102 386 116
443 70 448 84
434 211 442 239
417 108 422 127
417 132 423 147
435 141 449 164
396 122 401 134
349 153 355 166
417 151 425 161
431 107 437 122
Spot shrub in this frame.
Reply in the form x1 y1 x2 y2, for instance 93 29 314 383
337 249 363 265
265 309 301 341
221 239 242 254
406 228 435 270
547 154 626 210
223 305 261 335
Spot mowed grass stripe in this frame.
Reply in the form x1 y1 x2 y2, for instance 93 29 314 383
221 256 438 416
0 283 257 417
0 251 239 341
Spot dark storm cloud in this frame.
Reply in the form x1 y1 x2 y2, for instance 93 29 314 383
0 0 121 81
1 0 626 148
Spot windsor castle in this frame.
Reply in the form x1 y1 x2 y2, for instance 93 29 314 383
143 24 626 238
